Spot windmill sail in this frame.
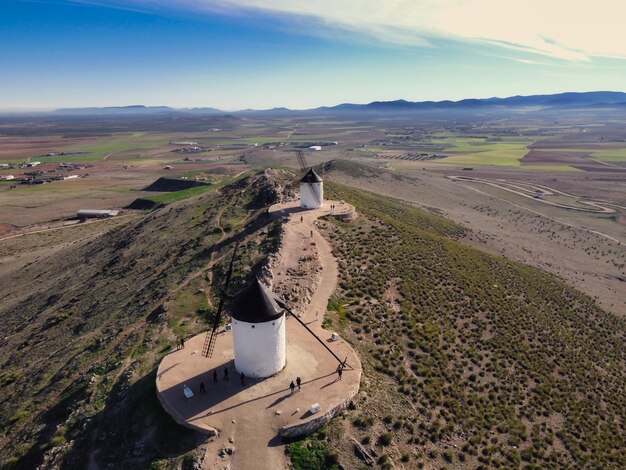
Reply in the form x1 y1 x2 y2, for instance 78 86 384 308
274 297 349 369
201 242 239 358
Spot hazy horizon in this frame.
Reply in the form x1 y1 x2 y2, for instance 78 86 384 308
2 89 626 114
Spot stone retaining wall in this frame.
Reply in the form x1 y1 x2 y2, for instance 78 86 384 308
332 210 356 220
278 374 360 439
155 386 219 437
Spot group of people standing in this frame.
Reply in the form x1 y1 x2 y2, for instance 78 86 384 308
197 364 345 397
198 366 247 394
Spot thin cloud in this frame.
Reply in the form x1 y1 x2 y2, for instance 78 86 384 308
69 0 626 61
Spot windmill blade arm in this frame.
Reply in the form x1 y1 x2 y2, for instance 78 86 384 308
281 302 350 369
296 150 309 171
202 241 239 358
212 285 233 300
310 184 322 206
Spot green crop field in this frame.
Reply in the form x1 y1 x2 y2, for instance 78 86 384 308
521 164 581 172
58 135 169 161
591 148 626 162
432 139 531 166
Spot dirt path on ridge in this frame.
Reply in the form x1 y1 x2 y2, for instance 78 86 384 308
225 199 356 470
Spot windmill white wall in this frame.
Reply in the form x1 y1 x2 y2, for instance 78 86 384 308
232 315 286 378
300 182 323 209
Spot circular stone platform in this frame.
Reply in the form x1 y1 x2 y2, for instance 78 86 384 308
156 199 361 469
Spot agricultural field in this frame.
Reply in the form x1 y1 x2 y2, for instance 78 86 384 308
2 112 625 313
591 148 626 162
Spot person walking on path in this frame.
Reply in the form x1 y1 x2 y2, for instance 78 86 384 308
224 367 229 380
213 370 218 383
241 372 246 386
290 381 296 395
296 376 302 391
310 230 313 238
337 364 343 381
300 215 303 223
199 382 206 394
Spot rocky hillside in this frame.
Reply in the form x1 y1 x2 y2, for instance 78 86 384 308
0 169 294 468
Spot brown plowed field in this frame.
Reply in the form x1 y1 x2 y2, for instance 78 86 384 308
522 149 626 171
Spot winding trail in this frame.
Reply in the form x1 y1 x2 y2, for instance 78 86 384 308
461 184 623 244
448 175 616 213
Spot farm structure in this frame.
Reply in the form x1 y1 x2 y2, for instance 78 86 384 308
77 209 120 219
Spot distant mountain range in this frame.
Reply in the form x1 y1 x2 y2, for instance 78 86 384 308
50 91 626 116
53 105 223 115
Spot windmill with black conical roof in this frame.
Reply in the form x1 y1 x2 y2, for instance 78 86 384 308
201 241 287 379
296 151 323 209
229 277 287 377
202 241 349 377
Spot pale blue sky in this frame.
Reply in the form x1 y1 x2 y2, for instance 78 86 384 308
1 0 626 110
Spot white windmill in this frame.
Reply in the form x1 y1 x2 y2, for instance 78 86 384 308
297 151 323 210
201 244 350 378
230 277 286 378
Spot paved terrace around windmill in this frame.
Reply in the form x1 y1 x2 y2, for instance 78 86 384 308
155 199 361 469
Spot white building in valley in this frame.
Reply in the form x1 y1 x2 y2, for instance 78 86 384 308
231 278 286 378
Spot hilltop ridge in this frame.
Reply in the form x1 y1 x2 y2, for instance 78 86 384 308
0 167 624 469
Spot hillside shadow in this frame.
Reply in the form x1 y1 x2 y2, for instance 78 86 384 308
55 369 203 470
8 384 89 470
8 366 203 470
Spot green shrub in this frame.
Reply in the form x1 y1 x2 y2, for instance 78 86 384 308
379 432 394 446
287 440 339 470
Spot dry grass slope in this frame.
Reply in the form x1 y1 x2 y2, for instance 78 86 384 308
0 169 293 468
318 182 625 469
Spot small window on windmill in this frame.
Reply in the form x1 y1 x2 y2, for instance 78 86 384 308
251 325 255 329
